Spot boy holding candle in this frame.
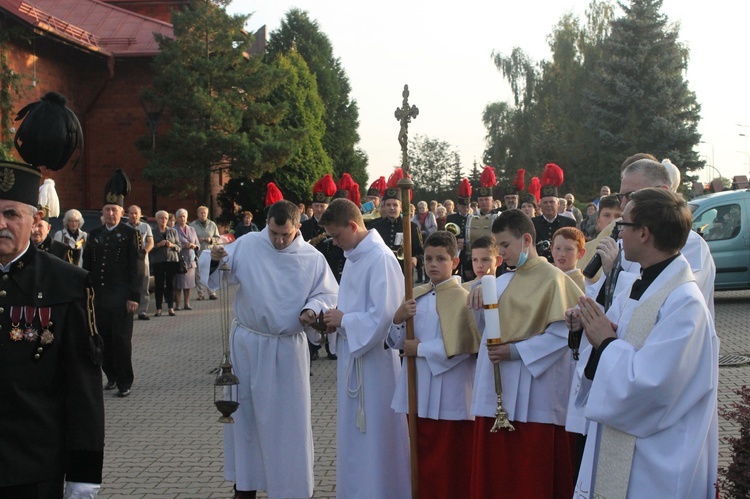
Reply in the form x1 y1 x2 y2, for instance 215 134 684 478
468 209 582 498
389 231 481 498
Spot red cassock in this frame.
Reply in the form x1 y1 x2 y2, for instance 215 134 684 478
470 418 577 499
415 418 474 499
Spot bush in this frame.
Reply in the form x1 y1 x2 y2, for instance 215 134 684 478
719 385 750 497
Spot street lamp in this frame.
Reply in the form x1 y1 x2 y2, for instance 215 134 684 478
140 97 164 215
700 141 716 183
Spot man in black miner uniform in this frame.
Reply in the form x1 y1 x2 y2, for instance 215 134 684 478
0 92 104 497
446 178 473 280
370 183 423 275
501 169 524 212
531 163 576 263
301 174 342 360
84 168 142 398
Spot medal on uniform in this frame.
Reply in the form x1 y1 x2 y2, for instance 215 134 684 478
38 307 53 345
9 306 23 341
23 305 38 342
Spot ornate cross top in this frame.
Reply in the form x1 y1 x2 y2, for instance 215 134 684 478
394 84 419 174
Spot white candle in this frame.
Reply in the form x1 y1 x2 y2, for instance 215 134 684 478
481 275 501 340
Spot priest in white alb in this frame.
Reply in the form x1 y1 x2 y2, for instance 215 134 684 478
200 199 338 499
569 188 718 498
321 198 411 499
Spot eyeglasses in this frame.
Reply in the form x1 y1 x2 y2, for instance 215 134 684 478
615 191 635 203
615 221 640 230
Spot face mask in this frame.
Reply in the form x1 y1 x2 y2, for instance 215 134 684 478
516 243 530 268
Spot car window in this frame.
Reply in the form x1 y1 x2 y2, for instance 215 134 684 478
702 204 741 241
692 208 717 236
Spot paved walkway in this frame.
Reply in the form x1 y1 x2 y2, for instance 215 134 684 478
98 288 750 498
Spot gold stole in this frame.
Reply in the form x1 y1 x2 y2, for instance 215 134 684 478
412 278 481 357
498 256 583 343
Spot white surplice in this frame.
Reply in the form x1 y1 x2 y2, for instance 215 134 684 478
199 228 338 499
575 233 716 436
388 277 475 420
335 230 411 499
471 272 573 425
586 231 715 317
574 255 719 498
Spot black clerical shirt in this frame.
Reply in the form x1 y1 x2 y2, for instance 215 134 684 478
583 253 681 380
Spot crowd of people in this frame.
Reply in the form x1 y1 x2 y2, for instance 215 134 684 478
200 159 718 499
2 91 719 499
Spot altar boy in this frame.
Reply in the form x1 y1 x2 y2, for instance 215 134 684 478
321 198 411 499
468 209 582 498
389 231 481 498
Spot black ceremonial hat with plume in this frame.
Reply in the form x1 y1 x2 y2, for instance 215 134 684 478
2 91 83 206
103 169 131 208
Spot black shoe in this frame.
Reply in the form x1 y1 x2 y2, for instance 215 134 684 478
327 353 338 360
117 389 130 398
138 313 150 321
233 485 256 499
104 381 117 390
310 350 319 361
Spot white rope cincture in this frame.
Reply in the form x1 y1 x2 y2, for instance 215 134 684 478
345 356 366 433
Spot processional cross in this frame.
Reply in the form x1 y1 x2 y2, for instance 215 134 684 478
394 85 419 173
394 84 419 499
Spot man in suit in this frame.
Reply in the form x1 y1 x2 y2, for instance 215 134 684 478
83 169 141 398
0 92 104 497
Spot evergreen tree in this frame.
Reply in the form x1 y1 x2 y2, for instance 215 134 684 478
217 51 332 218
469 160 481 185
139 0 300 205
267 9 368 185
584 0 702 190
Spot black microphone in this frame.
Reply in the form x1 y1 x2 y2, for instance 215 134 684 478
582 224 621 279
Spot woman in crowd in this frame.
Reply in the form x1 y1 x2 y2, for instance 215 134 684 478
435 205 447 231
520 198 539 219
52 208 87 266
234 210 259 237
150 210 181 317
167 213 176 228
412 200 437 238
173 208 201 310
443 199 455 216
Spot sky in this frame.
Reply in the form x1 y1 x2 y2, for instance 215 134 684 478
230 0 750 193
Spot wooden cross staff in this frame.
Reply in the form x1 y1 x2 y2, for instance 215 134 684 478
394 84 419 499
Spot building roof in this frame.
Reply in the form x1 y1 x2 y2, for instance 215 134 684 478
0 0 173 57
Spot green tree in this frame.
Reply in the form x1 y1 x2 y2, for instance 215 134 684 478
583 0 702 190
469 159 481 185
0 21 27 160
408 134 462 200
216 51 332 220
483 2 615 197
267 9 368 185
139 0 300 205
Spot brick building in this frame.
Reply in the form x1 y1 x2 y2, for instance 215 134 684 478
0 0 261 218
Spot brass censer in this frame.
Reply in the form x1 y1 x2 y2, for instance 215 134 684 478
214 261 239 423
